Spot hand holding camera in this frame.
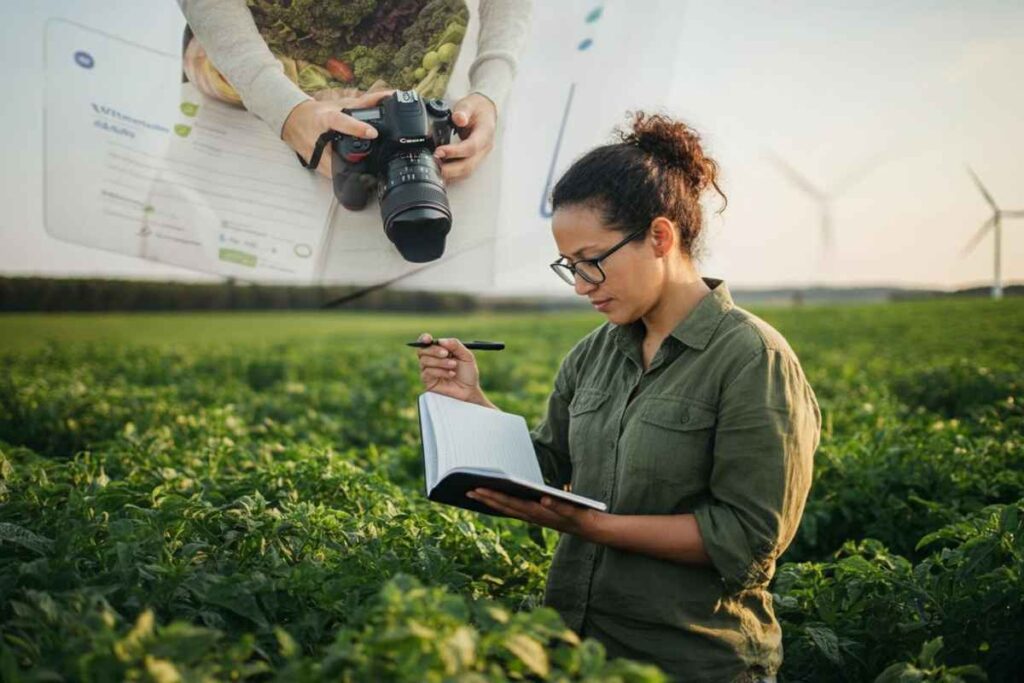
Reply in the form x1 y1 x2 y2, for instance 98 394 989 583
291 89 459 264
281 91 394 178
434 93 497 184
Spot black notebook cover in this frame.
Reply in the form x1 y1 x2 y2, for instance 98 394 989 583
428 470 602 518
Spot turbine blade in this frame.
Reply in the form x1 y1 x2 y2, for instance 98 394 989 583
1001 209 1024 218
764 150 827 202
966 166 999 212
961 216 995 256
830 149 892 197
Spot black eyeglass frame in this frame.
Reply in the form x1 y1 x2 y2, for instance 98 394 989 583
549 226 648 286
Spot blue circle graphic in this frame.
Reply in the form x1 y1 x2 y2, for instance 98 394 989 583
74 51 94 69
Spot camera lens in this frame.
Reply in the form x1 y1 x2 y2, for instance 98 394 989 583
378 149 452 263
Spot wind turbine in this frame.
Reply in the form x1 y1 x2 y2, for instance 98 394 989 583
962 166 1024 300
766 151 889 256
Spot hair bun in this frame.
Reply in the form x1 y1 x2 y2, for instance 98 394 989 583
617 111 721 200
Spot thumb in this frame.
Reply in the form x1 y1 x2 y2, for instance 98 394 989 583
439 337 474 362
452 107 471 127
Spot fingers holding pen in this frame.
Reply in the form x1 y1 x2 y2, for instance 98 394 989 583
413 333 487 405
437 337 476 364
416 332 452 360
416 332 458 377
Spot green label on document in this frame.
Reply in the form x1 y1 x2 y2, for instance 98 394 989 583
219 248 257 267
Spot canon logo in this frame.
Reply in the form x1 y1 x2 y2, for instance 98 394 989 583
399 137 427 144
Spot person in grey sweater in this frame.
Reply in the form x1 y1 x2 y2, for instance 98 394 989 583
176 0 531 183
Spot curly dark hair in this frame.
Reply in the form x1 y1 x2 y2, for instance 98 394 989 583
551 112 727 258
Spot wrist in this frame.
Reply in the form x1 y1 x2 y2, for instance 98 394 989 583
582 509 612 544
281 98 312 148
467 386 494 409
466 91 498 117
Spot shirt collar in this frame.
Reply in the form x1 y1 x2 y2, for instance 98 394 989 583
613 277 734 352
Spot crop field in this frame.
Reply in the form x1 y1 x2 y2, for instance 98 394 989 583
0 299 1022 682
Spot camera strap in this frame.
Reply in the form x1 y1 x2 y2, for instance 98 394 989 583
296 130 339 170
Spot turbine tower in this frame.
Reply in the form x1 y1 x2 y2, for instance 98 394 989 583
766 151 888 256
961 166 1024 300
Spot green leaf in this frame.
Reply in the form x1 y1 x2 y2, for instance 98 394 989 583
945 664 988 680
504 633 549 678
439 625 476 674
874 662 925 683
918 636 943 668
114 609 156 662
998 505 1020 534
0 523 54 555
275 626 299 658
144 655 183 683
804 625 843 666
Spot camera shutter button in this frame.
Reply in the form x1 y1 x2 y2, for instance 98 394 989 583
426 99 450 117
343 139 371 163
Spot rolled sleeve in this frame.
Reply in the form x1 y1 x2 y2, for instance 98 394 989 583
693 347 819 592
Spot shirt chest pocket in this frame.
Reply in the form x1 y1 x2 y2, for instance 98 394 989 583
626 397 717 485
567 388 611 466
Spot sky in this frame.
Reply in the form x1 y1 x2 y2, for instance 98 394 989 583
667 0 1024 290
1 0 1022 294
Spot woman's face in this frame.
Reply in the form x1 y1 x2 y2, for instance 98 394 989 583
551 204 663 325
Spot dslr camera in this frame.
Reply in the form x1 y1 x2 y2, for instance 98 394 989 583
301 90 456 263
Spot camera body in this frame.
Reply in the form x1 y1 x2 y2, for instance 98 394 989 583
332 90 456 263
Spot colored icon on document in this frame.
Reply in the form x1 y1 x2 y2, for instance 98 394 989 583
219 249 257 267
74 50 94 69
180 101 199 117
174 124 192 138
579 4 603 50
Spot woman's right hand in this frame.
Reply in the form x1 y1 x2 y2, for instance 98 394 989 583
281 91 394 178
415 333 485 404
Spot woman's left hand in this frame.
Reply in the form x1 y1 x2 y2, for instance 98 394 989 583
467 488 603 538
434 93 497 183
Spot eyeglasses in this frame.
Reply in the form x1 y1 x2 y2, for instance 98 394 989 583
550 226 648 286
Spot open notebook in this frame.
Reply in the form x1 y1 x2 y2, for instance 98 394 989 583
417 392 606 517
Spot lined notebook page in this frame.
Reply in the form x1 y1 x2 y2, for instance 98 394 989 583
421 392 544 485
420 395 439 494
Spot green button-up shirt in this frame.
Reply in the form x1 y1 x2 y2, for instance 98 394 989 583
530 278 820 683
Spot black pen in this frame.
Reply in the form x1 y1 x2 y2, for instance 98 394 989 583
406 340 505 351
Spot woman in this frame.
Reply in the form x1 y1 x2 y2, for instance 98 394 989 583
415 112 821 683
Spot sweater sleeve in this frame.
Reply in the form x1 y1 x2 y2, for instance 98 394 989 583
469 0 533 111
176 0 310 138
